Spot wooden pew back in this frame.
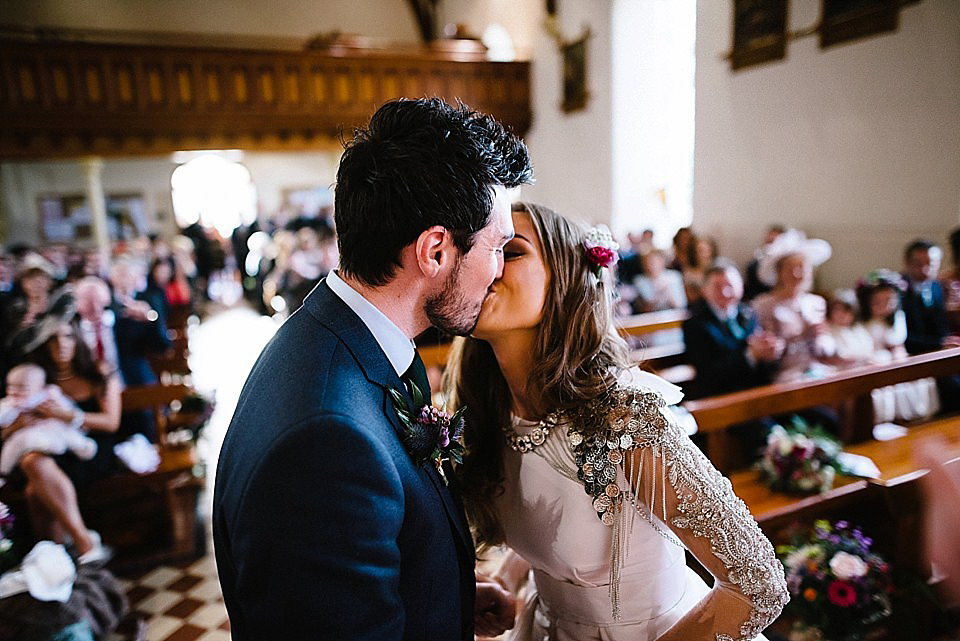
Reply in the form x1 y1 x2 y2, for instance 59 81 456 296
685 348 960 472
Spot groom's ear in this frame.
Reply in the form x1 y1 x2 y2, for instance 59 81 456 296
414 226 455 278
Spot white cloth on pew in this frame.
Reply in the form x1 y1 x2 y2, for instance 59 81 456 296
113 434 160 474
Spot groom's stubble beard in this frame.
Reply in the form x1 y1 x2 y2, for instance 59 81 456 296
425 254 487 336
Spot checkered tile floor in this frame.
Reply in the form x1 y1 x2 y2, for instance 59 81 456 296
107 552 230 641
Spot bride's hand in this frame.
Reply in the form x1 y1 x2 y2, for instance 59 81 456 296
474 579 516 638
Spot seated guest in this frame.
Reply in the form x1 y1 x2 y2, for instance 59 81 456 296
108 258 170 388
683 263 781 400
74 277 119 376
2 253 55 336
682 234 718 304
752 229 836 383
143 258 174 328
632 249 686 312
941 226 960 331
683 263 783 463
901 239 960 354
857 269 939 422
826 289 875 368
616 228 654 285
11 307 120 562
1 254 57 396
668 226 693 272
108 259 170 441
744 224 785 302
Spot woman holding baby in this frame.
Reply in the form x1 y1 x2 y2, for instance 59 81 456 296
3 297 120 563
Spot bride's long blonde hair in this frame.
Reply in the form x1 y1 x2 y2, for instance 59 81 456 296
444 202 633 549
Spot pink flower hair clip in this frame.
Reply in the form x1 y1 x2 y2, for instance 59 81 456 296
583 225 620 278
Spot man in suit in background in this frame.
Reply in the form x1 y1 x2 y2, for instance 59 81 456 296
683 263 783 463
901 239 960 411
213 98 532 641
683 262 782 401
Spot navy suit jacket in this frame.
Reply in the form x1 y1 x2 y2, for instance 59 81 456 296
682 300 775 400
213 281 475 641
901 279 950 355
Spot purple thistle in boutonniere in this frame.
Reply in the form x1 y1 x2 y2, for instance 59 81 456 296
389 382 466 485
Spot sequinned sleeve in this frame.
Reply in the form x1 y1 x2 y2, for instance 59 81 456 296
571 385 789 641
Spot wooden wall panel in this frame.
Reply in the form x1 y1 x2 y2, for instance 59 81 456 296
0 39 531 158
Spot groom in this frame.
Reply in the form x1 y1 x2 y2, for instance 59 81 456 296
213 98 533 640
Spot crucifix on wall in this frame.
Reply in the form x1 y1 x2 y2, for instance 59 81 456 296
544 2 591 113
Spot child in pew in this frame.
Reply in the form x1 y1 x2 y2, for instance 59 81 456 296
856 270 939 423
826 289 875 368
0 363 97 482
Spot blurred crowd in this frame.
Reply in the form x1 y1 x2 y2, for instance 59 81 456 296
614 224 960 423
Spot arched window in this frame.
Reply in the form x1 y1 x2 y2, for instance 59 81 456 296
171 153 256 236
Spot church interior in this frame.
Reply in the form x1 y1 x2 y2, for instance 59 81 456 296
0 0 959 639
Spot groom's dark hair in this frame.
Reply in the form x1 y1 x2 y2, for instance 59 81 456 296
334 98 533 286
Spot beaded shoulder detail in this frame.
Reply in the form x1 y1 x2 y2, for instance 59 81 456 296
566 383 789 640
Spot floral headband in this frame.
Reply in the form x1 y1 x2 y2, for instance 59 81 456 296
583 225 619 278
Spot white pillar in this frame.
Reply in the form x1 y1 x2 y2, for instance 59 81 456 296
80 156 110 252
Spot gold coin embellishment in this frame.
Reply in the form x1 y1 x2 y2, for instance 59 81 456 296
605 483 620 498
582 463 595 476
619 434 633 449
601 511 616 526
593 496 611 512
607 450 623 464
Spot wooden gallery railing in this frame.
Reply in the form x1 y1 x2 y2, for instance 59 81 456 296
0 37 531 158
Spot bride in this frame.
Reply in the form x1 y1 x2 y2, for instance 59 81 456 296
445 203 789 640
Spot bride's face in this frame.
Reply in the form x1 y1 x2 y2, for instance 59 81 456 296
472 211 549 339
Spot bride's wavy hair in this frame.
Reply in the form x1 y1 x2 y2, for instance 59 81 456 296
443 201 633 549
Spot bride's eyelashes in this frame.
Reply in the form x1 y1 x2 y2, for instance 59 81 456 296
504 250 523 260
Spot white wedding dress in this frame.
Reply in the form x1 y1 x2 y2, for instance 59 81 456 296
494 370 788 641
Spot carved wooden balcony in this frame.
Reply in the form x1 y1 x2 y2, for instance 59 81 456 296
0 37 531 159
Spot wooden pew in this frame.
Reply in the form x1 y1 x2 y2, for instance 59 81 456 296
79 383 205 569
685 347 960 472
419 308 691 370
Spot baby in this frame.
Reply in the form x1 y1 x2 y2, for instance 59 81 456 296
0 363 97 479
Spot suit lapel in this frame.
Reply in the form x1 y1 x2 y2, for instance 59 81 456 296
305 281 474 555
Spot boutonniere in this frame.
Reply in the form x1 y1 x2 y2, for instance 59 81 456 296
389 382 466 485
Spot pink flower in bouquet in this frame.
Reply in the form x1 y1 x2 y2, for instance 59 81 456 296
827 580 858 607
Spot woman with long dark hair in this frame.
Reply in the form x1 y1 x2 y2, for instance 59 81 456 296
445 203 787 640
9 310 120 561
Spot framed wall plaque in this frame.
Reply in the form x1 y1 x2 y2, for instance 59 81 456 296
820 0 900 48
731 0 789 70
561 33 589 113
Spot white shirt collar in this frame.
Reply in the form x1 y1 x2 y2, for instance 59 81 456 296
325 270 415 377
707 300 738 321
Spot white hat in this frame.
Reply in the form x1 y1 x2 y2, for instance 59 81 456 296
16 253 55 279
757 229 832 287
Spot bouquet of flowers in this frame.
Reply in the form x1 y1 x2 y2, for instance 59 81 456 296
779 520 894 641
167 392 216 445
757 417 844 494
